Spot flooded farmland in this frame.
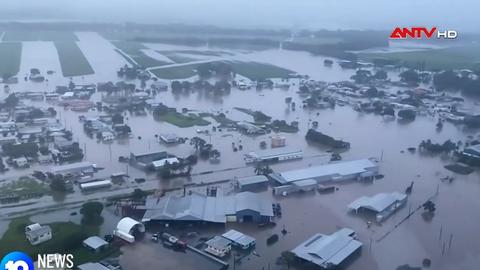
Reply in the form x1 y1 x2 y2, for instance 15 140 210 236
0 26 480 270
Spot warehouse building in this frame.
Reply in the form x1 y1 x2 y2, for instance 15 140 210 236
244 149 303 164
292 228 362 269
142 191 273 224
49 161 95 176
236 175 269 191
348 192 407 222
269 158 379 185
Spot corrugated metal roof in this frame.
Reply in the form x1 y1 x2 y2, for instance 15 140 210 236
222 230 255 246
237 175 268 187
292 228 362 267
278 159 378 184
143 192 273 223
348 192 407 212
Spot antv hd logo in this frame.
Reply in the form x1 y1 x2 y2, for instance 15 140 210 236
390 27 457 39
1 251 74 270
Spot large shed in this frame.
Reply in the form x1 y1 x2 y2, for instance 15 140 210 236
113 217 145 243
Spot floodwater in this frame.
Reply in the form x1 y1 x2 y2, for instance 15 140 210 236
1 33 480 270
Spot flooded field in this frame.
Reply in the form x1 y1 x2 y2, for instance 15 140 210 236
1 32 480 270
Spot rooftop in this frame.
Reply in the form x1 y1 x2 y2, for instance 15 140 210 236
292 228 362 268
237 175 269 187
275 159 378 184
206 236 231 250
348 192 407 213
222 229 255 247
143 191 273 223
83 236 108 250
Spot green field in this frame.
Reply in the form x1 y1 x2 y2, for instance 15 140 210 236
55 42 94 77
229 61 294 80
150 64 199 79
3 31 78 41
154 111 210 128
0 216 119 265
151 60 294 80
0 42 22 77
358 44 480 70
112 41 170 68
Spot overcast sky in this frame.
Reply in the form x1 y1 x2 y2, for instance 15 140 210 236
1 0 478 32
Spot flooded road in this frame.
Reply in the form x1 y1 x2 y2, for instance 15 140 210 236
1 34 480 270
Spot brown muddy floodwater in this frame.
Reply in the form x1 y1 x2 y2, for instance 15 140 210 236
1 33 480 270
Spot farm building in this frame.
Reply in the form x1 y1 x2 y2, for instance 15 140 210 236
142 191 273 224
236 175 269 191
269 158 379 185
292 228 362 269
348 192 407 222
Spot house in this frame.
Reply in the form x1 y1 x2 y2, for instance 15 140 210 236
61 92 75 99
83 236 109 253
205 236 232 257
222 230 256 249
159 133 180 144
269 158 379 185
38 155 53 164
77 262 112 270
348 192 407 222
292 228 362 269
25 223 52 245
271 136 286 148
130 150 168 169
113 217 145 243
236 175 269 192
237 121 266 135
13 157 29 168
142 191 274 224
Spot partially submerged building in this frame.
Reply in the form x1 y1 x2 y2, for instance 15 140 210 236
292 228 362 269
222 229 256 250
142 191 273 224
244 149 303 164
205 236 232 258
269 159 379 185
49 161 95 176
348 192 407 222
236 175 269 192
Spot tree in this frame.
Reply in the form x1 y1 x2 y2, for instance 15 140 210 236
399 69 420 85
50 175 67 192
374 70 388 80
80 201 104 225
112 113 124 124
190 137 206 152
4 94 19 109
280 250 296 269
398 109 416 120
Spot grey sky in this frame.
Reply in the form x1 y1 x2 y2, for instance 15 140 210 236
1 0 478 32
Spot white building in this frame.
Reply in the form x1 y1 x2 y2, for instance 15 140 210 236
348 192 407 222
83 236 109 253
113 217 145 243
151 157 180 170
222 229 256 249
25 223 52 245
205 236 232 257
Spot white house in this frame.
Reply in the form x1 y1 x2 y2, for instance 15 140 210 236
25 223 52 245
205 236 232 257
